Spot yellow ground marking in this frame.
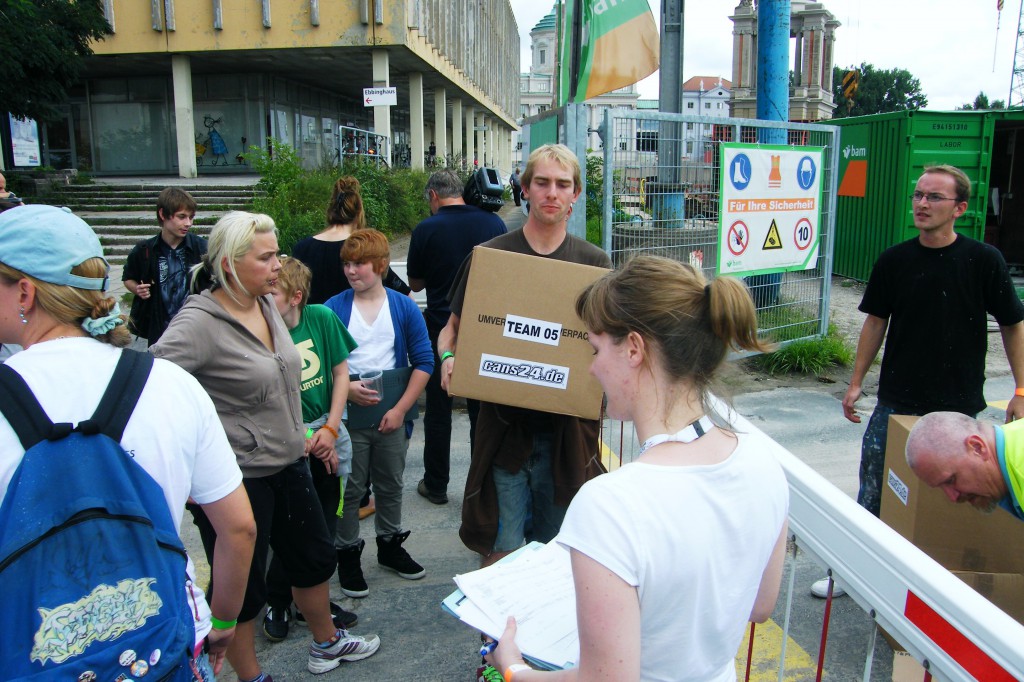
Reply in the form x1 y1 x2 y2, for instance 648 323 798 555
599 439 623 471
735 618 821 680
990 399 1010 411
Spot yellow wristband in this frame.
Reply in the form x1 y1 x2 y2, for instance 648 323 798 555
504 663 530 681
319 424 340 439
1015 388 1024 398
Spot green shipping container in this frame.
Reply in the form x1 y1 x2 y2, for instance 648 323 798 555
829 109 1024 282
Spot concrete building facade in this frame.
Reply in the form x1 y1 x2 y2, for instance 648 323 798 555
21 0 519 176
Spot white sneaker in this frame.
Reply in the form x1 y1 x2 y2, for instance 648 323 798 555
810 576 846 599
307 630 381 674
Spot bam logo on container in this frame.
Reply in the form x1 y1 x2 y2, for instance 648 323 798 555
478 353 569 390
887 468 909 506
503 314 563 347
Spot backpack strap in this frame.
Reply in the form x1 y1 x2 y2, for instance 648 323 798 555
77 349 154 441
0 364 69 449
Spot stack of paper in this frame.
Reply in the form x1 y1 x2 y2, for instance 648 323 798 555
442 541 579 670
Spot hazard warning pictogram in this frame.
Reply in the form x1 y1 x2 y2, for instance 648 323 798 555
727 221 749 256
762 220 783 250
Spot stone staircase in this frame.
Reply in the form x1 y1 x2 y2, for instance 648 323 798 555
50 183 262 264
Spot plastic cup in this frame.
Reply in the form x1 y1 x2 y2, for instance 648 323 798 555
360 369 384 401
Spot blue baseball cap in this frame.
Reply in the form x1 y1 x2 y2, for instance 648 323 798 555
0 205 109 291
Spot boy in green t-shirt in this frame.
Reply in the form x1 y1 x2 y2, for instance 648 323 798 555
264 256 360 641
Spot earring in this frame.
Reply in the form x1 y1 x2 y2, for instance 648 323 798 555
19 306 27 325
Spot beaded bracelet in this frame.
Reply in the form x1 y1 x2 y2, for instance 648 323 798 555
320 424 340 439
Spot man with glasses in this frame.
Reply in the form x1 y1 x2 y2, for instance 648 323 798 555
812 164 1024 599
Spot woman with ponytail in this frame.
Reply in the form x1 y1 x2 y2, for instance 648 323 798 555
487 255 790 682
292 175 411 304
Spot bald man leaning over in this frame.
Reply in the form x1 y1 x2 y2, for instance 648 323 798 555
906 411 1024 521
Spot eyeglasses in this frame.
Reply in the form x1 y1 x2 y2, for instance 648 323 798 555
910 192 958 204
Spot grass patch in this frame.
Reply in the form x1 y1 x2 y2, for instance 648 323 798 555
752 324 853 376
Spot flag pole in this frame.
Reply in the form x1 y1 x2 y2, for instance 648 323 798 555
569 0 584 102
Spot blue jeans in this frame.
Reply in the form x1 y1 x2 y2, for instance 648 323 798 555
492 432 566 552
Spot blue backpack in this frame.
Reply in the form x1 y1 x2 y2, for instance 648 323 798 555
0 350 196 681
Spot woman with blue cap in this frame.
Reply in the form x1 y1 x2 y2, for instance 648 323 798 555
0 205 257 678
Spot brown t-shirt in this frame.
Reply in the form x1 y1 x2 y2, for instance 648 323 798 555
447 228 612 316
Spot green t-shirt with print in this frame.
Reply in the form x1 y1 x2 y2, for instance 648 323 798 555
290 304 358 422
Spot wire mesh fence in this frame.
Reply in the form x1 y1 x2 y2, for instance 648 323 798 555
598 110 840 347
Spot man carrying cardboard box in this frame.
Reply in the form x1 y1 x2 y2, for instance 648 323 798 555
906 411 1024 520
814 164 1024 599
438 144 611 566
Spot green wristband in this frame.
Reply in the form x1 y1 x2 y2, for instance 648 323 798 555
439 351 455 363
210 615 237 630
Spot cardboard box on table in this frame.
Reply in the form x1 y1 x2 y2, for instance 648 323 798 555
448 247 608 420
881 415 1024 680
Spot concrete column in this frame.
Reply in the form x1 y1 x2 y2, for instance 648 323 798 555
464 106 475 168
451 99 463 167
476 115 486 166
372 49 392 164
487 120 495 168
433 87 447 166
171 55 197 178
409 72 425 170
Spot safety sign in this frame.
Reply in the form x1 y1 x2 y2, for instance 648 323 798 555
718 143 823 276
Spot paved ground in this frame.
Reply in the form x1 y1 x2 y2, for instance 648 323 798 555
92 197 1017 680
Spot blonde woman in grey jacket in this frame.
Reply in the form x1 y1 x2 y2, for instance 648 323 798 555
153 211 380 680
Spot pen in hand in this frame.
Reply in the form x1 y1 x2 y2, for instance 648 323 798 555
479 639 498 657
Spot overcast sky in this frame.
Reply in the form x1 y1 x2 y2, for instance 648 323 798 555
513 1 1014 110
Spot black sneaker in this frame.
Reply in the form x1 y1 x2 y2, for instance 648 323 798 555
376 530 425 580
296 601 359 629
262 605 290 642
417 479 448 505
337 541 369 598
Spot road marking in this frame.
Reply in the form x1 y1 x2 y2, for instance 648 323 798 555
735 618 820 680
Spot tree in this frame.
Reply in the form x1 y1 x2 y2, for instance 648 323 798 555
831 63 928 119
958 92 1007 110
0 0 110 123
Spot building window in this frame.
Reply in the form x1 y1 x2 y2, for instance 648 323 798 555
717 102 723 109
540 49 546 65
686 141 694 154
636 131 658 152
705 102 711 109
538 105 548 113
686 122 693 130
520 81 528 92
687 102 694 109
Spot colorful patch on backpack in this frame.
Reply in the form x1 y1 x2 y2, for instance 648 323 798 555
31 578 162 664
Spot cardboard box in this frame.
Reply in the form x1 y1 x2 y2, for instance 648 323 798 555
449 247 609 419
880 415 1024 650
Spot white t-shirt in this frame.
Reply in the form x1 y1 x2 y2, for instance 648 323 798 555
0 338 243 646
346 295 397 374
557 429 789 682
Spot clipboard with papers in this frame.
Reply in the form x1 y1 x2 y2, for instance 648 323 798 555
345 367 419 430
442 541 579 671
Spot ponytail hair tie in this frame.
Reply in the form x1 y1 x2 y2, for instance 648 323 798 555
704 283 712 296
81 302 125 336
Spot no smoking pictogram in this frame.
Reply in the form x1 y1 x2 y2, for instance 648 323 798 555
794 218 814 250
727 221 749 256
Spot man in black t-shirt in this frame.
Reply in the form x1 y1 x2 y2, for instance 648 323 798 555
811 164 1024 599
407 170 506 504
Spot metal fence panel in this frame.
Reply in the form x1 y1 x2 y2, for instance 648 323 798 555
599 109 839 347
